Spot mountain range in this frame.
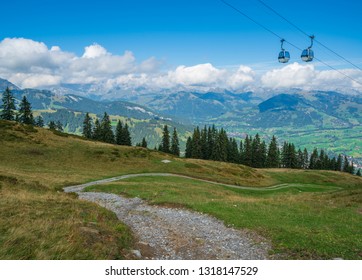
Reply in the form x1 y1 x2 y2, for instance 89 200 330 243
1 78 361 165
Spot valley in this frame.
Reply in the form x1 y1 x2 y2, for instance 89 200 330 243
0 120 361 259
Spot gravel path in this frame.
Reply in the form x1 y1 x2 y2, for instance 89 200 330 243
64 173 272 260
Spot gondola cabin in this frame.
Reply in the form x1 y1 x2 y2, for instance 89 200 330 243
278 50 290 63
301 48 314 62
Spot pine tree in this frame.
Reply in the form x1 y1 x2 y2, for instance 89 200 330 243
56 121 63 132
251 133 261 167
1 87 16 121
115 120 123 145
227 138 239 163
281 142 288 168
259 141 267 168
200 126 208 159
356 169 361 176
207 126 216 160
239 140 244 164
141 137 147 148
243 135 252 166
303 148 309 169
266 135 279 168
336 154 343 171
18 96 34 125
161 125 170 153
100 112 114 143
48 121 56 130
93 118 102 141
170 127 180 156
343 155 349 173
213 128 228 162
191 127 202 158
309 148 319 169
122 123 132 146
35 116 44 127
330 157 337 171
296 149 304 169
82 113 93 139
185 136 192 158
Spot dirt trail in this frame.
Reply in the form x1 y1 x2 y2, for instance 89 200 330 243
64 173 276 259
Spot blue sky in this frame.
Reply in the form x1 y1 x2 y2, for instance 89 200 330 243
0 0 362 92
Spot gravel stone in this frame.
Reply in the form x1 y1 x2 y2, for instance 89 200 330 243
64 173 271 260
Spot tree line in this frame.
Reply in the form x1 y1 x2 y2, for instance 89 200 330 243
185 125 359 175
1 87 361 175
0 87 45 127
82 112 132 146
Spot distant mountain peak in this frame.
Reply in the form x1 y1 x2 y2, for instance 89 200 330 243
0 78 20 91
258 94 305 113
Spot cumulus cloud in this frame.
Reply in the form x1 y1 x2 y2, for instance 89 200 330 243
167 63 226 86
0 37 361 94
260 62 362 93
0 38 159 88
82 43 108 58
261 63 315 88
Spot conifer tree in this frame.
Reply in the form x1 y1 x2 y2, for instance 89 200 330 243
100 112 114 143
356 169 361 176
92 118 102 141
115 120 123 145
343 155 350 173
336 154 343 171
251 133 261 167
200 126 208 159
259 141 267 168
82 113 93 139
141 137 147 148
1 87 16 121
161 125 170 153
239 140 244 164
303 148 309 169
185 136 192 158
296 149 304 169
171 127 180 156
122 123 132 146
281 142 289 168
330 157 337 171
56 121 63 132
243 135 252 166
227 138 239 163
309 148 319 169
18 96 34 125
35 116 44 127
266 135 279 168
207 126 216 160
191 127 202 158
48 121 56 130
213 128 228 162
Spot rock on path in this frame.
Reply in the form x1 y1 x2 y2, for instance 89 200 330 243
78 191 270 260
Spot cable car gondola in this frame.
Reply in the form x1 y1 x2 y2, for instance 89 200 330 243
278 39 290 63
301 35 315 62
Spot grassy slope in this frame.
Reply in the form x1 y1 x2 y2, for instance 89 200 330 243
1 120 361 259
87 176 362 259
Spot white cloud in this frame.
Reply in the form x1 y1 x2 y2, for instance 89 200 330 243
82 43 108 58
168 63 226 86
0 38 159 88
0 37 361 94
261 63 315 89
260 62 362 93
227 66 255 89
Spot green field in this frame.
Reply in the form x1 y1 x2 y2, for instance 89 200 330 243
0 120 361 259
86 175 362 259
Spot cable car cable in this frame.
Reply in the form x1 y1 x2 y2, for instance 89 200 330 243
256 0 362 72
219 0 362 87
